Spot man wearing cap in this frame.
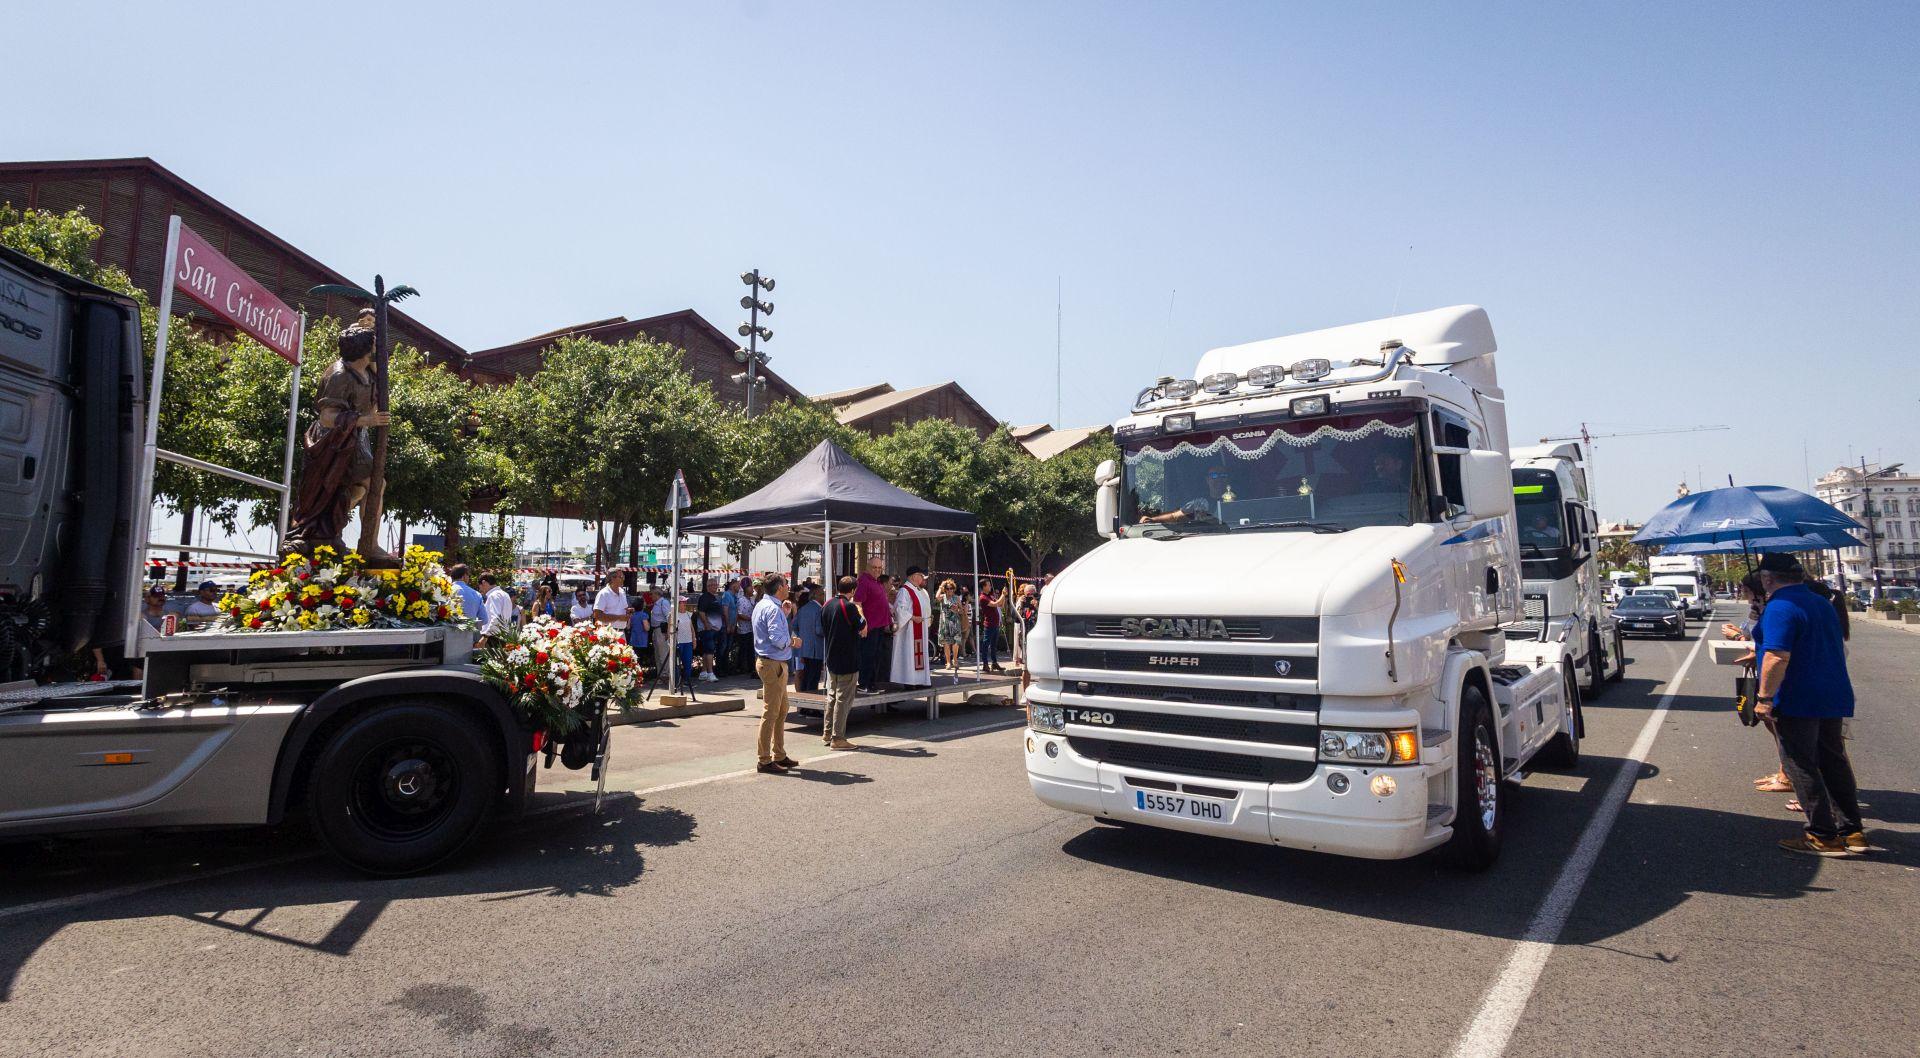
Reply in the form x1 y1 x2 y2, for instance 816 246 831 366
1753 553 1873 857
185 581 223 626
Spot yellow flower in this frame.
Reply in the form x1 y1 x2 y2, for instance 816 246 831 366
352 608 372 625
407 600 431 619
283 553 305 566
313 544 336 557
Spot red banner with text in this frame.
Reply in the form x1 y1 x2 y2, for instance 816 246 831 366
171 223 302 364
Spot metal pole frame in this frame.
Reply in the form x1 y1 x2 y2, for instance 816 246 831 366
668 504 682 696
969 532 979 670
274 313 306 550
126 216 182 655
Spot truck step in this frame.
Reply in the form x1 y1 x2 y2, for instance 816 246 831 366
0 679 144 713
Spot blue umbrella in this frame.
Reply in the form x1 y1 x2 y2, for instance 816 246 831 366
1662 527 1863 556
1632 485 1862 548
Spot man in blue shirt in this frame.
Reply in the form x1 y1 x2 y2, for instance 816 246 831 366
449 563 484 623
1753 553 1870 856
751 574 801 773
719 580 741 676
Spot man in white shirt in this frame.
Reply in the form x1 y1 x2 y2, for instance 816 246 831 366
568 587 594 624
477 573 515 643
184 581 222 626
649 590 674 675
592 569 632 642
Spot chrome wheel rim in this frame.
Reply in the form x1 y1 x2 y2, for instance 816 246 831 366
1473 730 1498 831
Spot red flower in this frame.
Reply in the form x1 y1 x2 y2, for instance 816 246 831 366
406 591 420 603
545 628 559 639
297 571 310 581
607 659 618 672
301 597 317 610
271 568 285 577
534 651 549 664
522 673 536 689
339 597 356 610
248 616 263 629
257 600 271 611
436 605 449 619
319 589 335 602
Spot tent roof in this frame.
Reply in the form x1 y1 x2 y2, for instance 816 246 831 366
680 440 977 543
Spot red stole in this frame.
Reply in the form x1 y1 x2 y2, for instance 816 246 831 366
909 588 925 668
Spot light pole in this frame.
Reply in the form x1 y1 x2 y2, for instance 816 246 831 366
734 269 775 416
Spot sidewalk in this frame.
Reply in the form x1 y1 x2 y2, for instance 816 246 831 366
543 667 1023 797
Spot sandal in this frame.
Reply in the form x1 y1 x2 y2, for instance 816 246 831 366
1784 800 1803 813
1755 778 1794 792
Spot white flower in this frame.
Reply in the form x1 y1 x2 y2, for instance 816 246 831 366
507 646 531 666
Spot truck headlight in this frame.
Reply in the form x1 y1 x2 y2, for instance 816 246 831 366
1319 728 1420 765
1029 703 1066 734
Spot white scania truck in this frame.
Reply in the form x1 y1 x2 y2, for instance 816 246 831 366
1022 306 1580 869
1511 442 1626 697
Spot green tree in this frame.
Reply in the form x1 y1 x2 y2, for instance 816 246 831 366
1002 436 1119 577
488 336 727 567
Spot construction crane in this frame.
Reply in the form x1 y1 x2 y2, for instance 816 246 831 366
1537 422 1730 518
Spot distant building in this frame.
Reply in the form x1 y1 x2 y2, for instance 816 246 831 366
464 311 804 405
1009 423 1109 461
0 158 463 365
814 381 998 439
1816 462 1920 588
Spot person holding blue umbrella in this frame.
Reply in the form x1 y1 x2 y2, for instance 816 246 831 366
1751 553 1875 857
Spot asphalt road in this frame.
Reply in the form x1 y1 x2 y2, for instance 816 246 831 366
3 603 1915 1058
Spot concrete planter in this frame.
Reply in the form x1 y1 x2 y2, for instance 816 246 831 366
1904 614 1920 625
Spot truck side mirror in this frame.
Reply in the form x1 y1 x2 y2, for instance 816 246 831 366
1093 458 1120 538
1463 450 1514 521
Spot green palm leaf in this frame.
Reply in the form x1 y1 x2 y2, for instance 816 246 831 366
308 282 373 300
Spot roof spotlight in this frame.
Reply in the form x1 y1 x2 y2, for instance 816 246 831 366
1201 372 1238 394
1163 378 1200 401
1246 364 1286 387
1290 358 1332 382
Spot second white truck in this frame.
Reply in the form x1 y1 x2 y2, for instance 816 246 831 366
1023 306 1581 870
1511 442 1626 697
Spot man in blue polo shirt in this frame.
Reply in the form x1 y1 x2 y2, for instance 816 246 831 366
1753 553 1871 857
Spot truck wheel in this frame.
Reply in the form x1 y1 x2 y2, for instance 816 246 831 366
1542 668 1582 771
1441 686 1502 871
1584 631 1606 700
306 699 499 875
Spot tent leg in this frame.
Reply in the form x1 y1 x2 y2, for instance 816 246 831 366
970 532 980 672
823 521 833 596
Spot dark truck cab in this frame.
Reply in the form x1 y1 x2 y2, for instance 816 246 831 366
0 245 535 874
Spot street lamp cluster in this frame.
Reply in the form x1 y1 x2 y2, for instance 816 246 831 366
734 269 775 415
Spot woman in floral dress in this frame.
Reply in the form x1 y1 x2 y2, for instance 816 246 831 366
935 578 964 671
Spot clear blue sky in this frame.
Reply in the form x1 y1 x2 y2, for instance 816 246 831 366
14 1 1918 527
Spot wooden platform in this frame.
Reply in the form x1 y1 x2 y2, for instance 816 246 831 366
787 671 1021 721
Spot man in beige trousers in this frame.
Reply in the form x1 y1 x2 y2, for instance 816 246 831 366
751 575 802 773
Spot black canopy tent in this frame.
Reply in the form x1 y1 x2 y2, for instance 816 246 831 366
680 440 980 594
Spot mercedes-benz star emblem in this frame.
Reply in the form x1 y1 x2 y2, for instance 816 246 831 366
397 775 420 796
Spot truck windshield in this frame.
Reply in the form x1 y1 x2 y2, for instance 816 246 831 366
1512 468 1574 577
1120 410 1424 535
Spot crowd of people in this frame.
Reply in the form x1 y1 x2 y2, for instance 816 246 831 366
1719 553 1877 857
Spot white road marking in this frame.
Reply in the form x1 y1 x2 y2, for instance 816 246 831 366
0 716 1026 921
1450 631 1708 1058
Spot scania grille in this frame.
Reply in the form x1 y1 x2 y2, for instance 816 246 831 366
1055 615 1315 643
1064 705 1316 748
1070 680 1317 712
1057 648 1317 680
1067 737 1317 784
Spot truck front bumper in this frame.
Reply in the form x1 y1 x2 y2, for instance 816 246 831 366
1023 731 1449 860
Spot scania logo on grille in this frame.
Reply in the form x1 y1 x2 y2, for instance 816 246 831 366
1120 617 1230 640
1146 655 1202 667
1273 659 1293 676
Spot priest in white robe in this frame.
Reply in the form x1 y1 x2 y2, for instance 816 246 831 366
890 566 933 687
